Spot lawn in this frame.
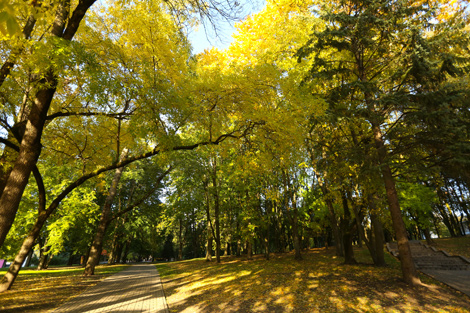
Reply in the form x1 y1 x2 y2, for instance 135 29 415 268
426 236 470 259
157 248 470 313
0 264 128 313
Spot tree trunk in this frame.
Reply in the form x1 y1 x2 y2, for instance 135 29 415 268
0 0 96 249
44 254 54 269
178 218 183 261
37 241 50 270
291 193 302 260
212 157 221 263
341 192 357 265
84 149 128 276
25 248 34 267
205 180 212 262
107 219 121 265
371 123 420 285
285 172 302 260
67 252 74 266
247 240 253 260
121 237 132 263
371 212 386 266
316 179 343 257
0 211 48 291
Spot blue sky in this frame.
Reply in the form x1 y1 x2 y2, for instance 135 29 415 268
188 1 265 54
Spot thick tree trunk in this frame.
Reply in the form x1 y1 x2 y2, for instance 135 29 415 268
84 149 128 276
371 212 386 266
372 123 420 285
247 239 253 260
0 0 96 248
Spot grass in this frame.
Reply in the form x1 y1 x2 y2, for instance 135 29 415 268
0 264 128 313
425 236 470 259
157 247 470 313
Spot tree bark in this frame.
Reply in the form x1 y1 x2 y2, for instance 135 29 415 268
25 248 34 267
0 210 48 291
204 180 212 262
341 192 357 264
212 157 221 263
372 123 420 285
0 0 97 248
178 218 183 261
247 239 253 260
285 171 302 260
84 149 128 276
371 212 386 266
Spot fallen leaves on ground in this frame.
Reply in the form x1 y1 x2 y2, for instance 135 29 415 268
0 264 128 313
158 248 470 313
428 236 470 259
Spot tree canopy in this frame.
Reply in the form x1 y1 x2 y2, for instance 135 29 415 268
1 0 470 291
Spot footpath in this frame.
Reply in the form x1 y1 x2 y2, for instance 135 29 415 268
387 240 470 297
53 263 169 313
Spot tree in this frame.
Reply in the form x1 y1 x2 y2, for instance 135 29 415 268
297 0 470 284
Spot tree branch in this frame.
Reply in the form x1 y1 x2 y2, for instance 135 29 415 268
109 166 173 221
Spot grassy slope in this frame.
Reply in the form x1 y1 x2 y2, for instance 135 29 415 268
426 236 470 259
158 248 470 313
0 264 128 313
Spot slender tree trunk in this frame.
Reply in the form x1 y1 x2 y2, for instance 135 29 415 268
291 193 302 260
84 149 128 276
205 180 212 261
178 218 183 261
212 157 221 263
121 237 132 263
371 123 420 285
0 211 48 291
316 178 343 257
285 172 302 260
107 218 121 266
25 248 34 267
37 241 50 270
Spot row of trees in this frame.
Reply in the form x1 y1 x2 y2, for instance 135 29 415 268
0 0 469 292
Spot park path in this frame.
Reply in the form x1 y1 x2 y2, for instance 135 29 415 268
387 241 470 297
52 263 169 313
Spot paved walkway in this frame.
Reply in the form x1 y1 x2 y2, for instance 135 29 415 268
53 263 169 313
420 269 470 297
387 241 470 297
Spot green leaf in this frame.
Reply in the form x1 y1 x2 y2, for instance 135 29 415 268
6 16 20 35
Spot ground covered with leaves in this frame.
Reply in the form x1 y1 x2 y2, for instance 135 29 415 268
157 248 470 313
0 264 128 312
428 236 470 259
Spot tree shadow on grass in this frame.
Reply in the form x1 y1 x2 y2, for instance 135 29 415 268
160 248 470 313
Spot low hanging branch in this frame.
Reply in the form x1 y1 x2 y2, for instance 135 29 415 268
0 121 262 291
